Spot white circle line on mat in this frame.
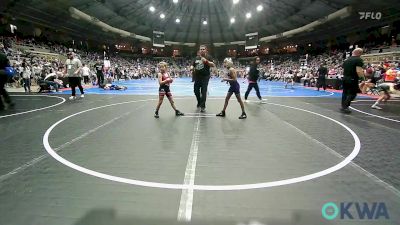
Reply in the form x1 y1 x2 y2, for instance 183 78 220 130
262 91 334 97
70 88 334 98
349 106 400 123
1 95 66 119
43 98 360 191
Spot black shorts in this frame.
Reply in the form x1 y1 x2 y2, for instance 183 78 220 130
159 85 172 97
68 77 81 86
228 81 240 94
343 80 360 94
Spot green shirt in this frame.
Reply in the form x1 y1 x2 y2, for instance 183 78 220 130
65 58 82 77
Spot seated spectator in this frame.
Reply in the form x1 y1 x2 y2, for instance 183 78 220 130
42 72 61 92
384 64 399 82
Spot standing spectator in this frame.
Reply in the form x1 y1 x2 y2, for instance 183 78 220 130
244 56 264 103
65 52 84 100
81 63 90 85
115 65 122 82
13 63 22 88
21 61 32 93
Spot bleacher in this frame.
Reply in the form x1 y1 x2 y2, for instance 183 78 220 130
14 44 51 53
367 45 400 54
361 51 400 65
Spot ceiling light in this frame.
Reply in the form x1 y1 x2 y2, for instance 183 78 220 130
149 6 155 12
203 20 208 25
230 18 235 23
246 12 251 19
160 13 165 19
176 18 180 23
233 0 239 4
173 0 178 3
257 5 263 11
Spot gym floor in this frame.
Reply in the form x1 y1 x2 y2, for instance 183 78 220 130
1 79 399 225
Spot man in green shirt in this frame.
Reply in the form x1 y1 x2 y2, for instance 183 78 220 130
341 48 365 113
65 51 84 100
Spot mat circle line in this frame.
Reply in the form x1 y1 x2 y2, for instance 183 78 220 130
43 97 360 191
1 95 66 119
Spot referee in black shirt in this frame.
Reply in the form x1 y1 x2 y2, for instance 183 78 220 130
341 48 365 113
317 63 328 91
94 60 104 88
193 45 215 112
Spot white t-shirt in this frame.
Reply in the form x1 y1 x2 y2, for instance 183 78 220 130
22 67 31 79
81 66 90 76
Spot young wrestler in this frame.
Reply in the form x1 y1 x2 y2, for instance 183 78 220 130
216 58 247 119
154 62 184 118
371 79 400 110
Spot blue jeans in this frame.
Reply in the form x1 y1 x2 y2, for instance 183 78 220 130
23 78 31 92
46 81 59 91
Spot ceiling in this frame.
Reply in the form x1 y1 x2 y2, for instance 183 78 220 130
1 0 350 43
69 0 352 43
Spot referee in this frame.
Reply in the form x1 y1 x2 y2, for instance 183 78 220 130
341 48 365 113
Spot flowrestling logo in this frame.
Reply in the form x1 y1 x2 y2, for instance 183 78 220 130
359 12 382 20
321 202 389 220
